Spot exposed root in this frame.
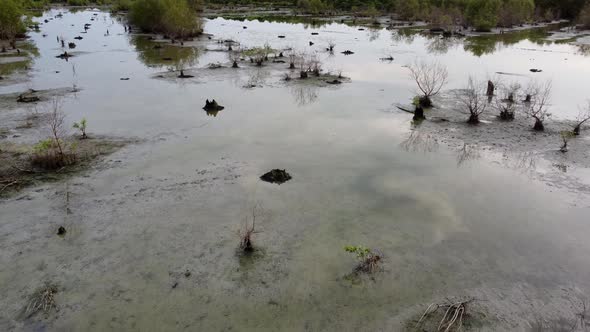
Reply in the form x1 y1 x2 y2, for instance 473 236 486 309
415 298 476 332
24 283 58 318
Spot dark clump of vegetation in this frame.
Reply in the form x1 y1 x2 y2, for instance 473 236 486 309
458 77 489 124
203 99 224 111
344 245 381 273
129 0 202 39
260 169 292 184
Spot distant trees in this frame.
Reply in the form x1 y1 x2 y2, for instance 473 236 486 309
466 0 502 31
204 0 588 28
129 0 202 38
297 0 328 14
579 2 590 29
0 0 25 41
498 0 535 27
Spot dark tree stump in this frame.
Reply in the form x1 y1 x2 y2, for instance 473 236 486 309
486 80 495 96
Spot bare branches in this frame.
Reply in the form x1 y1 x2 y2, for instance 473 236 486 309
524 80 552 131
228 46 243 68
327 39 335 52
415 298 476 332
409 61 449 108
495 81 521 120
573 101 590 135
238 205 263 253
48 98 67 158
457 77 489 124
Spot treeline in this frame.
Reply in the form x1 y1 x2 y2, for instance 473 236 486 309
128 0 203 37
208 0 590 31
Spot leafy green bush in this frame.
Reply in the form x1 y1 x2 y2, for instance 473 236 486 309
466 0 501 31
0 0 25 40
129 0 202 37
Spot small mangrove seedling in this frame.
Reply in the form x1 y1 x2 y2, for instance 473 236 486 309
560 131 575 153
239 207 260 253
327 40 335 52
344 245 381 273
72 118 88 139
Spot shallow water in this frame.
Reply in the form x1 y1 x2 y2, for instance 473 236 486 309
1 8 590 331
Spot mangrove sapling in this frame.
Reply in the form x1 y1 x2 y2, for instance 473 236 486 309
560 131 575 153
457 77 489 124
31 99 77 170
344 245 381 273
239 207 261 253
72 118 88 139
572 102 590 135
524 80 552 131
327 40 335 53
408 60 448 108
228 47 242 68
286 49 299 70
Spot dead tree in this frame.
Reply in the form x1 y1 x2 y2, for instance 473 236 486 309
408 61 448 108
524 81 552 131
458 77 488 124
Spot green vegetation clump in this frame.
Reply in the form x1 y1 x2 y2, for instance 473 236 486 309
0 0 26 40
129 0 202 38
344 245 381 273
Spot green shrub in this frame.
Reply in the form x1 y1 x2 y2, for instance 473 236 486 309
0 0 25 40
129 0 201 37
466 0 501 31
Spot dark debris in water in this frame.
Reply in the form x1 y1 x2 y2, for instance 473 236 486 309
260 169 292 184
